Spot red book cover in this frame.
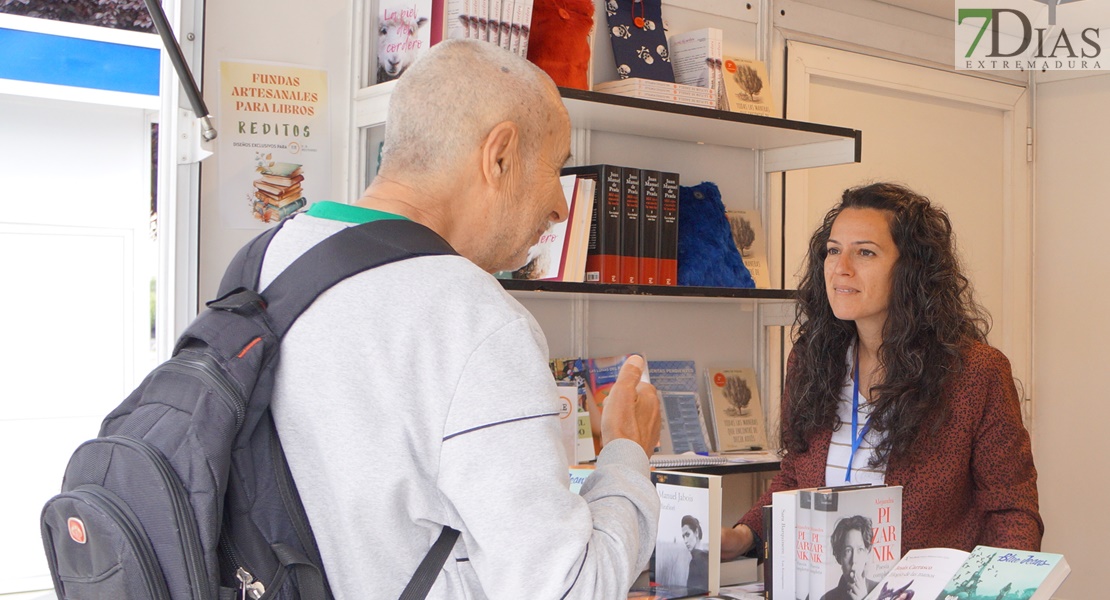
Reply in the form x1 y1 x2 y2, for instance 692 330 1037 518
566 164 622 283
659 172 680 285
620 167 642 284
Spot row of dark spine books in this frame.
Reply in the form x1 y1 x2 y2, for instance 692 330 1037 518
562 164 680 286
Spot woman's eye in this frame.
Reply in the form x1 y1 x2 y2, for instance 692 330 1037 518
826 247 840 256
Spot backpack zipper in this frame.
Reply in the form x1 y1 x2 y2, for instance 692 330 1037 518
163 354 247 430
114 435 211 600
64 485 173 600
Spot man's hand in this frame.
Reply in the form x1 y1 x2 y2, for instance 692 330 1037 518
599 355 661 458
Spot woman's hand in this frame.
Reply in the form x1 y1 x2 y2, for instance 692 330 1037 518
720 524 755 561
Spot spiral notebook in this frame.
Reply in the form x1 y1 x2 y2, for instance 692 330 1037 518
649 452 774 468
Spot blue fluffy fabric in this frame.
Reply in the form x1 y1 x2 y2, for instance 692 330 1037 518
677 182 755 288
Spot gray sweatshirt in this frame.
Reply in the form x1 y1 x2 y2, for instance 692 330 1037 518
261 213 659 599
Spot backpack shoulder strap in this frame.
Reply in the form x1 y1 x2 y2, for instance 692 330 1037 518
260 218 457 338
216 218 291 298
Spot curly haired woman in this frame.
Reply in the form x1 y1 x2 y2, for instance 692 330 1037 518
721 182 1042 560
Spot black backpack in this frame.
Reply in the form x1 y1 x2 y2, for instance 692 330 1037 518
40 218 460 600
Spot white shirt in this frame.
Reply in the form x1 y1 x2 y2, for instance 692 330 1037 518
825 343 886 486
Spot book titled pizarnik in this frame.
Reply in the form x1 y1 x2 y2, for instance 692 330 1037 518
809 485 902 600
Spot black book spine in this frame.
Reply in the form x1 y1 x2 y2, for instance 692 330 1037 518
619 167 641 284
639 169 661 286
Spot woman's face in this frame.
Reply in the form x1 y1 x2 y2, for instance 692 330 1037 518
681 525 700 551
824 208 900 334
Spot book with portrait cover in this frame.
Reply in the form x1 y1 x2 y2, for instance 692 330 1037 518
563 164 623 284
704 367 768 452
637 471 722 598
809 485 903 600
862 545 1069 600
721 56 775 117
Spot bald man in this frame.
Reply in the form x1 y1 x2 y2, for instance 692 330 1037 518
262 39 661 599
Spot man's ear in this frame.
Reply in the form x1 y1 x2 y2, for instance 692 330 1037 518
481 121 519 187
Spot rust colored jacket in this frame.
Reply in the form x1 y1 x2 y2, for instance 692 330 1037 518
737 341 1043 553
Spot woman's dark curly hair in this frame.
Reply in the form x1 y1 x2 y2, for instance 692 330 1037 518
785 182 991 466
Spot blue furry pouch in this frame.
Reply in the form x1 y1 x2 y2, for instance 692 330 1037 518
677 181 755 288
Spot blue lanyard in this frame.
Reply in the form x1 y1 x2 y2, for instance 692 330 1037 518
845 349 872 482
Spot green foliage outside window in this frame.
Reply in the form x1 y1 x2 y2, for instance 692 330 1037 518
0 0 154 33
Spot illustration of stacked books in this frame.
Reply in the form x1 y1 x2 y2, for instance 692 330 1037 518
252 162 306 223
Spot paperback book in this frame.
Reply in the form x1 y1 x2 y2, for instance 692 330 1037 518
648 360 711 455
375 0 433 83
510 174 594 282
863 545 1069 600
568 465 595 494
704 367 769 452
726 209 770 288
769 488 807 600
721 56 775 117
809 485 903 600
550 357 596 464
640 471 722 597
581 354 647 453
667 27 723 109
555 380 578 466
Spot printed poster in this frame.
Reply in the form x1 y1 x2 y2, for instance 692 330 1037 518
219 61 331 229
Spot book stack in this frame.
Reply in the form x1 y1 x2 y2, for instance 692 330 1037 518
562 164 680 286
593 78 718 109
444 0 533 57
252 162 306 224
768 484 902 600
668 28 724 110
